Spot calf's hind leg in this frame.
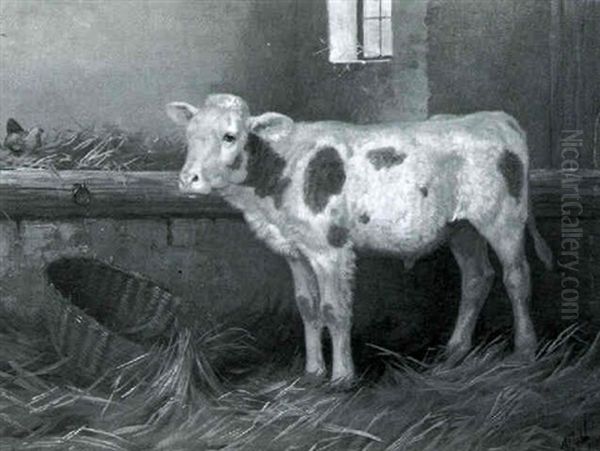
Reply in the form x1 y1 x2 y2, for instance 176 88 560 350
446 223 495 364
476 215 537 360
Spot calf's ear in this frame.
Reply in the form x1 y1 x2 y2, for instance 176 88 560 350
248 112 293 142
166 102 199 126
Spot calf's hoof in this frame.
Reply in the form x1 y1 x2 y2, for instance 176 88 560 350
508 347 536 364
298 372 326 388
511 337 538 363
325 376 359 393
444 342 470 367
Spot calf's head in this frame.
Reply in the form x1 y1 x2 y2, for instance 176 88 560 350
166 94 293 195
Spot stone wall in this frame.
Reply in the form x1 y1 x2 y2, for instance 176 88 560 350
0 217 293 331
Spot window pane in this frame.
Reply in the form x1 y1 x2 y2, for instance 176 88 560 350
381 17 393 56
363 18 381 58
327 0 359 62
363 0 381 19
381 0 392 18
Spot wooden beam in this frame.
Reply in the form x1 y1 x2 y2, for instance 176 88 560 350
0 169 598 220
0 170 241 220
530 169 599 219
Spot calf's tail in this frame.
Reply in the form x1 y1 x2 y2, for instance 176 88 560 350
527 202 554 270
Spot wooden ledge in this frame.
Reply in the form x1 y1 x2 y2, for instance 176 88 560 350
0 170 240 220
0 169 598 220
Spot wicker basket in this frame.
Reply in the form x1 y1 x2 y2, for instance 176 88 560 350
44 257 181 379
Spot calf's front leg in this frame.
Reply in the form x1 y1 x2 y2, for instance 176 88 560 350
287 255 325 379
310 250 356 384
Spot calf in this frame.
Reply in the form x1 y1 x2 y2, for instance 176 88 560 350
166 94 553 385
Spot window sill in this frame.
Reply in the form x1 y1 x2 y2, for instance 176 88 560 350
329 58 392 65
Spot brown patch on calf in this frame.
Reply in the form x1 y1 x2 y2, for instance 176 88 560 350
358 213 370 224
273 177 291 208
366 147 406 170
327 224 349 248
227 153 243 170
242 133 290 208
304 147 346 213
420 186 428 197
497 149 523 200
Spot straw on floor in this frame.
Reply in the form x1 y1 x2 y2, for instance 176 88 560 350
1 284 599 450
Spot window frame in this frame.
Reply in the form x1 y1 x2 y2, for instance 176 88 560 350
358 0 393 61
327 0 393 64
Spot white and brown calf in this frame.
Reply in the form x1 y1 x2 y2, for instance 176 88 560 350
167 94 553 385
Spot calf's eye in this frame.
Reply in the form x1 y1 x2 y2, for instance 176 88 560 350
223 133 236 143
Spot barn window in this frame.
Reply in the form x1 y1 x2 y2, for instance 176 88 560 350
327 0 393 63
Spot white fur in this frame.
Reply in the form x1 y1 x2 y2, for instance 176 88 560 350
168 95 551 385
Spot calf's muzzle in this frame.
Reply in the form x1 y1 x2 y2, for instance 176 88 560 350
179 169 211 195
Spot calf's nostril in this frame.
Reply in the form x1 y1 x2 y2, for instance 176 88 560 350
191 174 199 182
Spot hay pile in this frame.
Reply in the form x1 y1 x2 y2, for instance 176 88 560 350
1 316 599 450
0 124 186 171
